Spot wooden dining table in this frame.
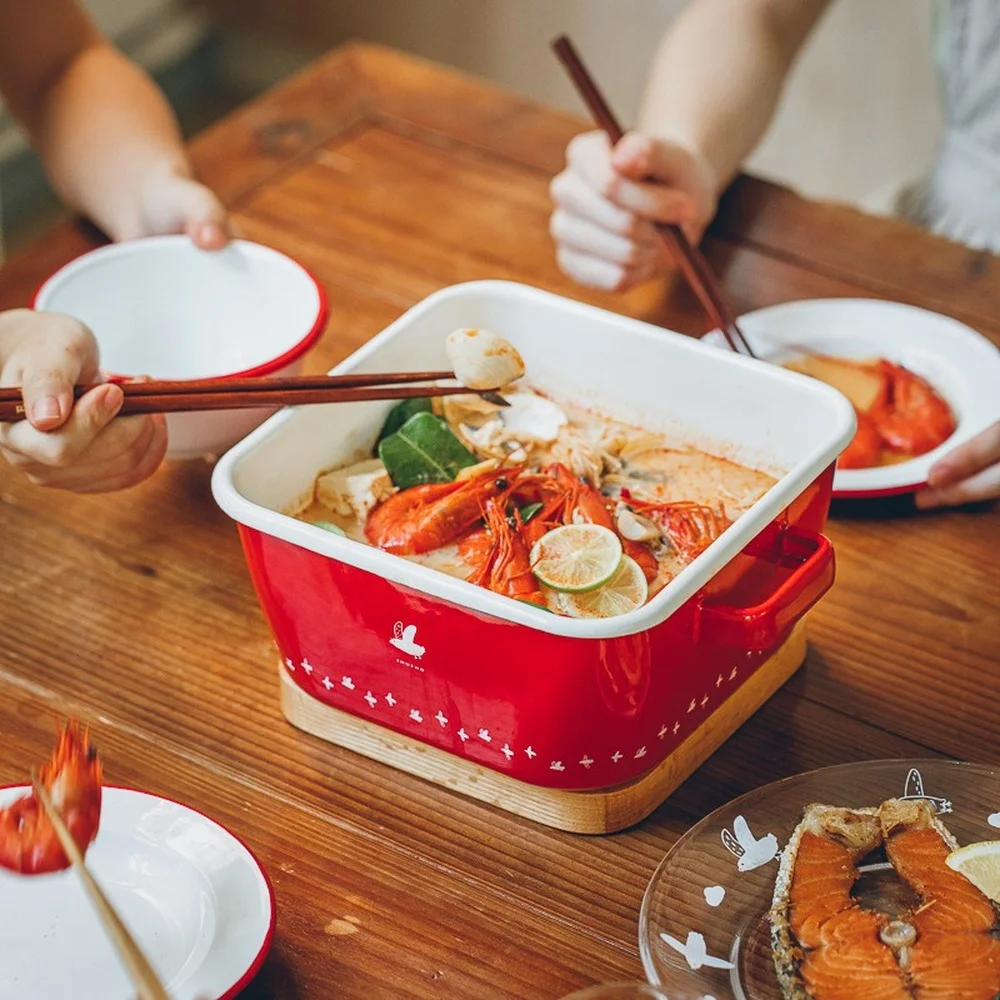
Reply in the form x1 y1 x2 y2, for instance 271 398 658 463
1 42 998 999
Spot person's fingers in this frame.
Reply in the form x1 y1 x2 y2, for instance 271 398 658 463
18 366 75 431
554 246 658 292
155 175 231 249
567 131 700 225
181 184 232 250
8 411 167 493
926 422 1000 488
0 384 123 465
550 209 659 269
550 170 658 244
612 131 691 181
48 417 168 493
0 313 101 431
915 459 1000 509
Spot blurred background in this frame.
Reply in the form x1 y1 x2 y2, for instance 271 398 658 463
0 0 942 253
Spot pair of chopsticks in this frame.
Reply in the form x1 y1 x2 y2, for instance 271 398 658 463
552 36 757 360
31 776 171 1000
0 370 508 422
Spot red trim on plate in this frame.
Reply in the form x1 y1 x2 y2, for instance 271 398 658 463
29 278 48 310
30 250 329 382
0 783 275 1000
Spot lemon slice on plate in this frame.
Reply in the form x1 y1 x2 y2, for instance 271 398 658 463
945 841 1000 902
557 556 649 619
529 524 622 593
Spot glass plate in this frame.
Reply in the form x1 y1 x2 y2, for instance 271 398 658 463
639 759 1000 999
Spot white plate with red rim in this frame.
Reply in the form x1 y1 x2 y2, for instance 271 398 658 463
701 298 1000 499
0 786 274 1000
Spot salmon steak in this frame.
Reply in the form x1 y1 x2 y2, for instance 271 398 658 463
770 798 1000 1000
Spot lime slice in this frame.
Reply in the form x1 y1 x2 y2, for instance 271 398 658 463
314 521 346 536
945 841 1000 902
557 556 649 619
529 524 622 593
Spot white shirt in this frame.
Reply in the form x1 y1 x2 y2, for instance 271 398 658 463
899 0 1000 252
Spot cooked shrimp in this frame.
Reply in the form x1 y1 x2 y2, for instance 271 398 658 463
0 720 102 874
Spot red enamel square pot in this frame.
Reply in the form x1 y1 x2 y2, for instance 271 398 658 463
212 281 854 792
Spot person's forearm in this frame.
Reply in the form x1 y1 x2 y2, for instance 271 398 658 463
638 0 832 192
22 42 193 240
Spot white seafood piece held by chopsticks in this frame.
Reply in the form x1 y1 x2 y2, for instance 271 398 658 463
445 328 526 391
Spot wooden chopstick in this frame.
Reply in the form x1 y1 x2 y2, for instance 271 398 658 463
31 774 171 1000
0 369 454 404
84 369 457 398
0 379 509 422
551 35 758 360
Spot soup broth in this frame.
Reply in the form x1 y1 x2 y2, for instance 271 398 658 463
291 385 778 619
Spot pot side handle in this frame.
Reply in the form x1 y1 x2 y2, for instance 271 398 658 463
694 526 835 651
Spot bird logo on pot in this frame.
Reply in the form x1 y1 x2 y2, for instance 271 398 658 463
390 622 426 659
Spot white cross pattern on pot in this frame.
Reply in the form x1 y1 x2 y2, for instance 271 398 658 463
286 660 661 785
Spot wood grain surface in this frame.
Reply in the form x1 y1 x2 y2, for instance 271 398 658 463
1 43 997 999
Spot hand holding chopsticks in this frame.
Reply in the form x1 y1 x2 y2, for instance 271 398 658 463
551 35 756 359
31 774 171 1000
0 370 509 423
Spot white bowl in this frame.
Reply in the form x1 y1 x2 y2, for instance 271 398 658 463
33 236 327 460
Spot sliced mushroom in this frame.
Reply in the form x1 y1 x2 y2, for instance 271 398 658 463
441 392 503 429
616 508 662 542
459 418 506 455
